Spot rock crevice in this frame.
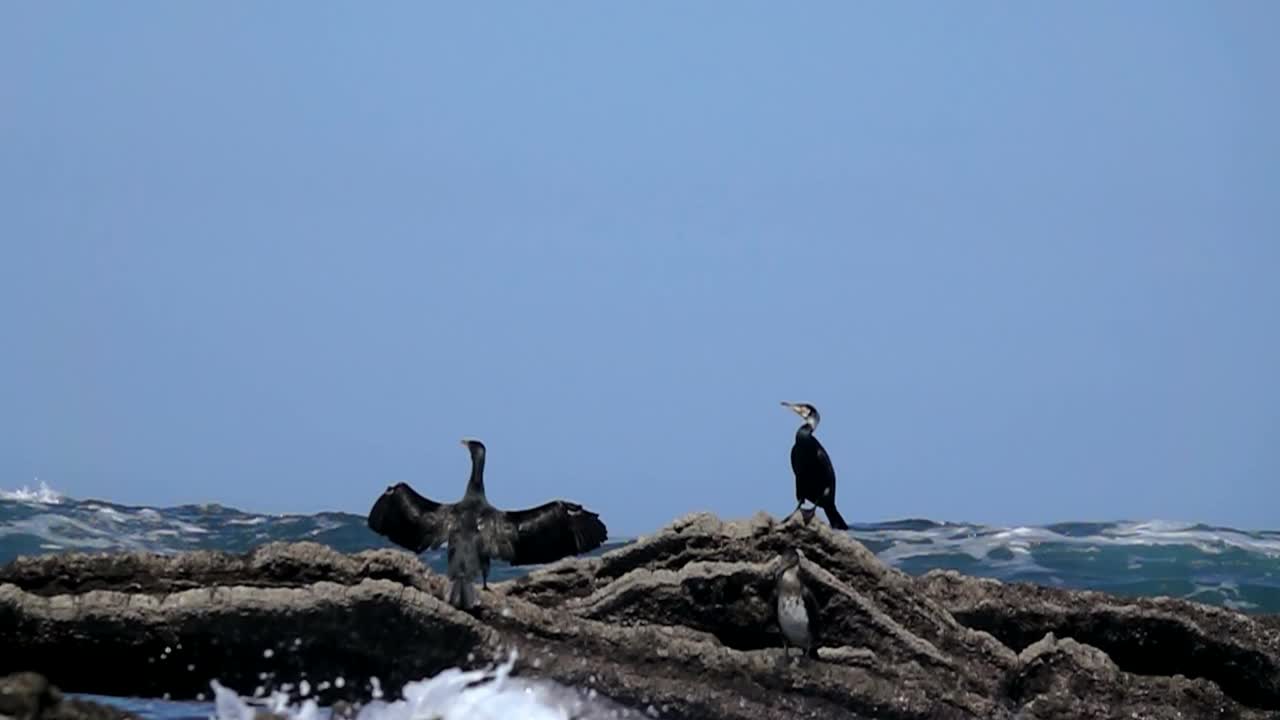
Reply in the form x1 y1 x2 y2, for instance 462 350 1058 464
919 569 1280 711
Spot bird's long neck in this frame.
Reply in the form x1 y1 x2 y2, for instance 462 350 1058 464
464 450 486 498
795 421 817 440
778 564 802 592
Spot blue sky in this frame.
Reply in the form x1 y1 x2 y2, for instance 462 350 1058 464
2 3 1277 533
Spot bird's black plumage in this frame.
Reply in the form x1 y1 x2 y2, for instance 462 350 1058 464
445 509 482 610
781 402 848 530
367 438 609 608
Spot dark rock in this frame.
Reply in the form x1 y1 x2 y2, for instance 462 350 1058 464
0 672 137 720
1005 632 1262 720
0 544 433 597
917 569 1280 713
1 511 1278 719
325 700 357 720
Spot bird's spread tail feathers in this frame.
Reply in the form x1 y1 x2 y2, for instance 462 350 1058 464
448 577 478 610
823 503 849 531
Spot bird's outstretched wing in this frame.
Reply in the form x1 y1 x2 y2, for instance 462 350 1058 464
367 482 456 553
480 500 608 565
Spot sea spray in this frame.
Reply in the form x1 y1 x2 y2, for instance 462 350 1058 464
209 652 649 720
0 479 62 504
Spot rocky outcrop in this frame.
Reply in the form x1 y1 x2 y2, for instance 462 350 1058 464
1 511 1277 719
1005 634 1250 720
0 672 137 720
918 569 1280 712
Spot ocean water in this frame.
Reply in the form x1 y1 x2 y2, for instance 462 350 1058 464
4 481 1279 718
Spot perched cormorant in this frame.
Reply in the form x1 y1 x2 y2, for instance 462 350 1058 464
445 510 482 610
367 438 608 608
773 546 820 660
780 401 849 530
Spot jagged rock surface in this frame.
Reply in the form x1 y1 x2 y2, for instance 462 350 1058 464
0 672 138 720
1 512 1277 720
918 569 1280 713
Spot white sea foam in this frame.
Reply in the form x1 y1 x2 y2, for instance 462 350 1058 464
1102 520 1280 558
0 479 63 505
0 512 149 551
210 652 647 720
173 520 211 534
305 517 344 536
0 504 207 556
861 524 1055 575
228 516 269 526
92 505 128 522
852 518 1280 566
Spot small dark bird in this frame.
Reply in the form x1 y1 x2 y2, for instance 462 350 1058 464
773 546 821 660
367 438 609 609
780 401 849 530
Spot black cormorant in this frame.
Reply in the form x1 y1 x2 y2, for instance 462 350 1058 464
367 438 608 608
773 546 820 660
780 401 849 530
445 507 483 610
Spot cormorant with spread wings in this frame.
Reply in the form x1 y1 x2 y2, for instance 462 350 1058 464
367 438 608 609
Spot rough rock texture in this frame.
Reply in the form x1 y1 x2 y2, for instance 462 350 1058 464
0 672 138 720
918 569 1280 713
1 511 1278 720
1006 634 1250 720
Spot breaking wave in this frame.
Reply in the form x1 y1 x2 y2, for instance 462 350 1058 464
81 653 647 720
0 479 62 505
211 652 645 720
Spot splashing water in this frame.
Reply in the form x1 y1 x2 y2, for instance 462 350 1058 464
0 479 62 505
209 652 647 720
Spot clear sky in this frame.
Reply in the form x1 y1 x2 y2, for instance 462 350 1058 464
2 3 1277 533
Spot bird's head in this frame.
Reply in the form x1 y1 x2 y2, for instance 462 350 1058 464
780 401 821 429
778 546 804 569
460 437 486 458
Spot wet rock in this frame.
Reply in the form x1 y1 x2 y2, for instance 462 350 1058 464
917 569 1280 712
325 700 358 720
1 512 1278 720
0 672 137 720
1007 633 1264 720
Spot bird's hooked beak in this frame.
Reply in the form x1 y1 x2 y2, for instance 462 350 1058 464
460 437 479 450
780 401 808 419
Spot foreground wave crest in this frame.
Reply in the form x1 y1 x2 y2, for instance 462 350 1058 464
211 653 647 720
